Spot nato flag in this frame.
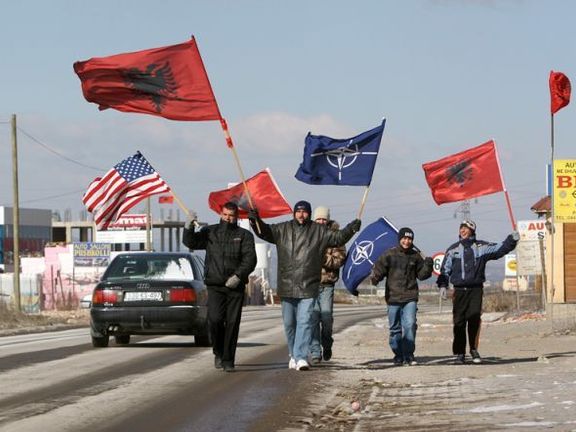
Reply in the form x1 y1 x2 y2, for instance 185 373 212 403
342 217 398 296
295 120 386 186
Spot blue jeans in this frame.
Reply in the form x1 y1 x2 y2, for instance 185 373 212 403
387 301 418 361
281 297 316 362
310 285 334 359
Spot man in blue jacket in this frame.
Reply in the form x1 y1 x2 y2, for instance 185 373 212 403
437 220 519 365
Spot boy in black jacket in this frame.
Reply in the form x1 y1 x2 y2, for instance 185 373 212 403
371 227 433 366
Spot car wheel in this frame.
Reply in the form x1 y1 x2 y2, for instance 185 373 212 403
92 334 109 348
114 335 131 345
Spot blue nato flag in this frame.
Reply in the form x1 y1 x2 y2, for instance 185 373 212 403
294 120 386 186
342 217 398 296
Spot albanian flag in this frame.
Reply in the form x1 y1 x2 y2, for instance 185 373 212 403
549 71 571 114
74 38 221 121
208 168 292 219
422 140 504 205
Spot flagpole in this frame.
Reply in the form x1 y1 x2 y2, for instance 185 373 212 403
549 112 556 319
146 197 152 252
493 140 516 230
189 36 259 232
220 118 261 233
358 186 370 219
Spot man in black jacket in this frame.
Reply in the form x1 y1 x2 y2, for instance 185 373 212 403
183 202 257 372
249 200 360 371
370 227 433 366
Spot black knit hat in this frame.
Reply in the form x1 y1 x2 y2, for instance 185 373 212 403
398 227 414 242
293 200 312 215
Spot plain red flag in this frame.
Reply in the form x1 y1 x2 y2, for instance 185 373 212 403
73 38 221 121
158 195 174 204
208 168 292 219
422 140 504 205
549 71 571 114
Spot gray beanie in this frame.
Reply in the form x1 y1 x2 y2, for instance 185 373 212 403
313 206 330 221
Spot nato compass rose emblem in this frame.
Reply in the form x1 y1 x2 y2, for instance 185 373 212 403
311 139 378 182
346 230 390 280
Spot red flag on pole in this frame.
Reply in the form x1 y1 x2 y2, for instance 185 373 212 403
422 140 504 205
73 38 221 121
158 195 174 204
208 168 292 219
549 71 571 114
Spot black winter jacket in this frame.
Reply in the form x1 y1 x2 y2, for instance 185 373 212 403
370 246 433 304
250 218 358 299
182 221 257 288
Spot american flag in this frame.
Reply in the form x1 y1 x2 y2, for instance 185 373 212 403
83 152 170 230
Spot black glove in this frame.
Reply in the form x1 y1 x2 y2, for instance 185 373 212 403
248 208 260 220
350 219 361 233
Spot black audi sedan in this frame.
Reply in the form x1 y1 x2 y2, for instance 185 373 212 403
90 252 210 348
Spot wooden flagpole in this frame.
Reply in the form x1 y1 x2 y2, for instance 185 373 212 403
358 186 370 220
220 118 261 233
493 140 517 230
190 36 259 231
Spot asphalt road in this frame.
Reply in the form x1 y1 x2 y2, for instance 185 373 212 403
0 304 384 432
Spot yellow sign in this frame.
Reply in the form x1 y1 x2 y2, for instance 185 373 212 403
553 160 576 223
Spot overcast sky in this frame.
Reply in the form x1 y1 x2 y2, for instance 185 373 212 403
0 0 574 255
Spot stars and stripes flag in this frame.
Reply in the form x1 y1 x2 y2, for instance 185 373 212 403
83 151 170 230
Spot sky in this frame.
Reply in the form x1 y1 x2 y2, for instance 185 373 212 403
0 0 575 257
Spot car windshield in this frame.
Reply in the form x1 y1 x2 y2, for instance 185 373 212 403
104 256 196 281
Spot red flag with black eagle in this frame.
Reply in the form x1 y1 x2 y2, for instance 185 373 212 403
549 71 571 114
208 168 292 219
73 38 221 121
422 140 504 205
158 195 174 204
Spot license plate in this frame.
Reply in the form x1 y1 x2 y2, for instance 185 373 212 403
124 291 163 301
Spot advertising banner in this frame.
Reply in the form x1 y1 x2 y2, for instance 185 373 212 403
553 160 576 223
95 214 150 244
73 242 111 267
516 241 543 276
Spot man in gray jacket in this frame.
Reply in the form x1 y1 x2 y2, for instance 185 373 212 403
249 200 361 371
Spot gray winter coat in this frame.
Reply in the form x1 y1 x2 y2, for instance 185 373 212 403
251 218 358 298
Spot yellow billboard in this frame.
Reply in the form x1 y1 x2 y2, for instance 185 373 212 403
553 159 576 223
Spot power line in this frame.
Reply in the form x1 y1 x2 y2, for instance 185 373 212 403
17 127 105 171
1 188 85 206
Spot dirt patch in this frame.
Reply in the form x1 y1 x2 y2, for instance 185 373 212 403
0 307 89 336
286 310 576 431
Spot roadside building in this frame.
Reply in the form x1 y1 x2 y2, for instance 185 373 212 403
0 207 51 272
530 196 576 324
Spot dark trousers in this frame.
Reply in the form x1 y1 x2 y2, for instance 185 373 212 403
207 286 245 367
452 287 483 355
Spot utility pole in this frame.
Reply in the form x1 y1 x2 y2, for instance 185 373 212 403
454 200 472 221
11 114 21 312
146 197 152 252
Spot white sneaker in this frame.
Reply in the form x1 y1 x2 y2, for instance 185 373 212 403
288 357 297 369
296 359 310 371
